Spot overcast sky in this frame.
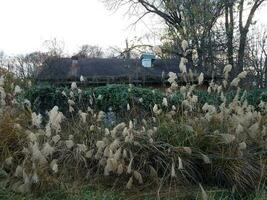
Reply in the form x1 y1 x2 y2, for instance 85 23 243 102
0 0 267 55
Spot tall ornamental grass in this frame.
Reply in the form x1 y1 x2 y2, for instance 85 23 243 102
0 46 266 198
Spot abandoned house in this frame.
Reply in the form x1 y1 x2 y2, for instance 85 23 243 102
36 53 215 88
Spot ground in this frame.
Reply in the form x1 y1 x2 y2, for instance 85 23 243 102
0 185 266 200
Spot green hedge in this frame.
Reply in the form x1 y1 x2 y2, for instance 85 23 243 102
23 84 267 114
23 85 165 114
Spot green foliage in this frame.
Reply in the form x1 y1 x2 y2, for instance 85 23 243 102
0 187 120 200
195 88 267 107
23 84 68 114
157 118 195 147
23 84 267 115
5 83 266 198
0 186 266 200
93 84 163 111
23 84 164 114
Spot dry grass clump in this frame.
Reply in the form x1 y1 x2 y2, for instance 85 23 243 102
0 78 30 164
0 57 266 197
0 110 28 162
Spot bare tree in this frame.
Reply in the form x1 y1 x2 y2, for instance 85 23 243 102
104 0 184 28
105 37 154 59
236 0 266 74
6 52 48 79
75 45 104 58
104 0 225 70
105 0 266 82
43 38 65 57
245 27 267 88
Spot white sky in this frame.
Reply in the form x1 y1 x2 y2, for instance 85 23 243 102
0 0 267 55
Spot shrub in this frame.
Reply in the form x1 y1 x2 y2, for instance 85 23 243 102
0 108 28 163
23 85 165 115
23 84 267 115
1 64 267 197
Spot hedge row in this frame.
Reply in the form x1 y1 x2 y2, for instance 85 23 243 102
22 85 165 114
22 84 267 114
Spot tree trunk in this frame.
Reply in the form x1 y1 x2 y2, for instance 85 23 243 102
225 0 234 67
237 29 249 74
265 56 267 87
237 0 265 75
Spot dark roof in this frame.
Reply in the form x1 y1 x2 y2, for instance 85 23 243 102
36 57 211 84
